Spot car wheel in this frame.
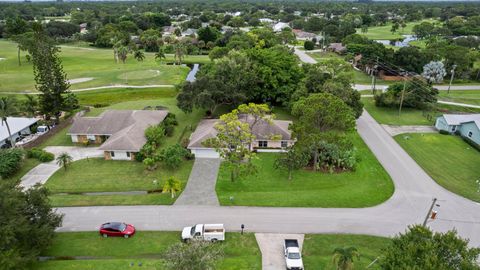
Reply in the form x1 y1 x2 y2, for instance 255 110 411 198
211 238 217 243
102 234 108 238
124 234 129 239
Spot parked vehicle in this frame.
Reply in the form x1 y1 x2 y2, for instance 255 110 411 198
181 224 225 242
36 125 49 134
99 222 135 238
284 239 304 270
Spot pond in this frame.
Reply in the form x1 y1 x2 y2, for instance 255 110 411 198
375 35 418 48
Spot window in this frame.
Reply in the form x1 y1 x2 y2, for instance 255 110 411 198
258 141 268 148
468 131 473 138
126 152 130 158
111 151 115 157
281 141 288 148
452 126 457 132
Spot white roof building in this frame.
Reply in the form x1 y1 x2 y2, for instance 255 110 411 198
0 117 38 147
273 22 290 32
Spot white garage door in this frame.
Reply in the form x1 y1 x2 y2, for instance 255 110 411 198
191 148 220 159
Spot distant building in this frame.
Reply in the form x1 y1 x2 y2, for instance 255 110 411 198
292 29 319 40
273 22 290 32
327 43 347 54
79 23 88 34
0 117 39 148
181 28 197 37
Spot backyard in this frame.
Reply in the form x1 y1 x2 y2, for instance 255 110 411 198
32 232 261 270
0 40 210 92
216 133 394 207
395 133 480 202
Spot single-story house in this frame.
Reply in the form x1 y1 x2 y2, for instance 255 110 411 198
187 115 295 158
273 22 290 32
0 117 39 148
435 114 480 145
292 29 319 40
328 43 347 54
181 28 197 37
68 110 168 160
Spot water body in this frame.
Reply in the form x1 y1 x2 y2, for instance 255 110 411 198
185 63 200 82
375 35 418 48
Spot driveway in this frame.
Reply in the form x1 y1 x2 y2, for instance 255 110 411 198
382 125 437 136
56 111 480 247
292 47 317 64
20 146 103 189
174 158 221 206
255 233 304 270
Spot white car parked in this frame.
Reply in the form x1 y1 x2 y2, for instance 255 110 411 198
181 224 225 242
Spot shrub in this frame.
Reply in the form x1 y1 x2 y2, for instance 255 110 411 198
439 130 450 135
162 113 178 137
93 103 109 108
27 148 55 162
304 40 315 50
0 148 24 179
159 144 189 169
462 136 480 152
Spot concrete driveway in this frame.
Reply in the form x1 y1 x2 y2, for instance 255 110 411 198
20 146 103 189
255 233 304 270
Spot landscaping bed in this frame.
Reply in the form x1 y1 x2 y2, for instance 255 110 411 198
216 133 394 207
395 133 480 202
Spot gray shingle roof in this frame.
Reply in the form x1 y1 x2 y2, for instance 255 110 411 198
68 110 168 152
442 114 480 126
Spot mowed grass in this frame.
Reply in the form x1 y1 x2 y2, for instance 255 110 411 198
46 158 193 206
356 19 439 40
303 234 391 269
395 133 480 202
216 133 394 207
0 40 193 92
33 232 261 270
438 90 480 106
4 158 40 184
76 87 177 106
363 97 434 125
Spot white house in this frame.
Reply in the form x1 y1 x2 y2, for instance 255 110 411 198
273 22 290 32
0 117 39 148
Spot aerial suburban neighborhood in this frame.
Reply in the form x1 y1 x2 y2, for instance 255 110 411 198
0 0 480 269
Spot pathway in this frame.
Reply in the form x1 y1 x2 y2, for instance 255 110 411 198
355 84 480 91
292 47 317 64
255 233 304 270
20 146 103 189
438 100 480 109
174 158 221 206
382 125 437 136
56 111 480 247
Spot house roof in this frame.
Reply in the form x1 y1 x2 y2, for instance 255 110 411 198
328 42 346 52
188 115 292 149
68 110 168 152
292 29 318 39
441 114 480 127
0 117 38 143
273 22 290 32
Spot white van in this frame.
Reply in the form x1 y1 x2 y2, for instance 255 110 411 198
181 224 225 242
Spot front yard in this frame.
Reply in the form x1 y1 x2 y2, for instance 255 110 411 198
32 232 261 270
363 97 434 126
46 158 193 206
395 133 480 202
216 133 394 207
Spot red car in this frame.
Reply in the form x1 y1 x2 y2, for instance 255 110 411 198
99 222 135 238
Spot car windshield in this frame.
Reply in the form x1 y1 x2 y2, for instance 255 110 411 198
190 226 196 236
119 223 127 232
288 252 301 260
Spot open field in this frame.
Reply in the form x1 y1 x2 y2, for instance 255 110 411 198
303 234 390 269
0 40 206 93
216 133 394 207
395 133 480 202
33 232 261 270
362 97 434 125
439 90 480 106
356 19 439 40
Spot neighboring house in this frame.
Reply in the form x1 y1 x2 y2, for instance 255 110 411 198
79 23 88 34
162 25 177 36
188 115 294 158
292 29 319 40
327 43 347 54
273 22 290 32
181 28 197 37
435 114 480 145
0 117 39 148
68 110 168 160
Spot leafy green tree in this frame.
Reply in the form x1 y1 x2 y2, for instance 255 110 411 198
0 180 63 269
145 125 165 148
197 26 220 43
375 78 438 110
162 176 182 198
0 97 17 147
56 152 73 171
11 32 34 66
160 144 188 169
278 27 296 45
133 50 145 62
304 40 315 50
63 92 79 114
140 28 162 52
0 148 24 179
381 225 480 270
22 95 38 117
208 46 229 60
332 247 359 270
274 146 309 180
164 240 223 270
173 40 187 65
155 46 166 63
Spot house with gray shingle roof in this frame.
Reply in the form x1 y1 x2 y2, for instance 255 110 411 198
188 115 294 158
68 110 168 160
435 114 480 145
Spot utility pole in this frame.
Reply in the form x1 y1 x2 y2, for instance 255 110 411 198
447 64 456 94
422 198 438 227
398 78 406 116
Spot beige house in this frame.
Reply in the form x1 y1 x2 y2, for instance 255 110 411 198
68 110 168 160
188 115 294 158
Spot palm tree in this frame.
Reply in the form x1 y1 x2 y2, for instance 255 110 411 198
332 247 359 270
133 50 145 62
22 94 38 117
56 152 73 171
155 47 166 63
0 97 18 148
173 41 186 65
163 176 181 198
117 45 130 64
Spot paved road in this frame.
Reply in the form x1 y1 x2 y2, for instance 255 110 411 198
174 158 221 206
21 146 103 189
355 84 480 91
292 47 317 64
56 111 480 247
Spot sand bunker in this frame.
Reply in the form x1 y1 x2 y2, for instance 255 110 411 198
68 77 94 84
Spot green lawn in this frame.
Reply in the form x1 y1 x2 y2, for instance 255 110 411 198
363 97 434 125
46 158 193 206
216 133 394 207
33 232 261 270
75 87 177 106
303 234 391 269
356 19 439 40
0 40 193 93
5 158 40 184
438 90 480 106
395 133 480 202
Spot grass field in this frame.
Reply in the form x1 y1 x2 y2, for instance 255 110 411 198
395 133 480 202
33 232 261 270
438 90 480 106
0 40 201 92
303 234 390 269
216 133 394 207
356 19 439 40
363 97 435 125
46 158 193 206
